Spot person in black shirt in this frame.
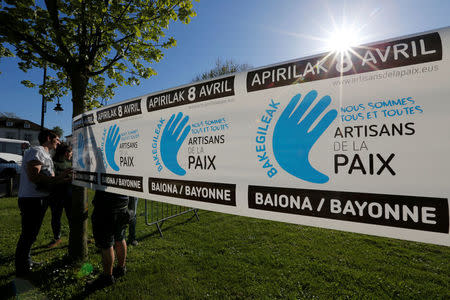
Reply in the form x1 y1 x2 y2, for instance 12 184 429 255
87 191 130 289
127 196 139 246
47 143 73 248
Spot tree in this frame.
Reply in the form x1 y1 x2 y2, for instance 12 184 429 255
192 58 252 82
52 126 63 138
0 0 196 261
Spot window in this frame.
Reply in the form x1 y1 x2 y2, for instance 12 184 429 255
6 121 13 127
24 123 30 129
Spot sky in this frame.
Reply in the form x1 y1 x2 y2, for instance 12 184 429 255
0 0 449 137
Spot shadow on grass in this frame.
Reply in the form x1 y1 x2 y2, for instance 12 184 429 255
0 254 14 269
31 244 68 255
0 244 69 273
1 210 207 299
0 254 101 299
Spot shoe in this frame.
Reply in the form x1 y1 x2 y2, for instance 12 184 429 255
127 239 138 246
85 274 115 291
113 266 126 278
47 238 62 248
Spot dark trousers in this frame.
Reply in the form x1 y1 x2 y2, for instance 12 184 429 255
15 197 48 271
128 197 138 241
49 185 72 240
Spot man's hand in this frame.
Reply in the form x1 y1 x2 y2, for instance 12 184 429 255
160 112 191 176
273 90 337 183
59 168 73 183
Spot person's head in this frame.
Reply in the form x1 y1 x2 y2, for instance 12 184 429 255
55 142 72 161
38 130 60 150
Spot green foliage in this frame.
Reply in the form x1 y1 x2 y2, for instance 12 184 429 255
0 43 13 74
192 58 252 82
0 0 197 109
1 195 449 299
51 125 63 137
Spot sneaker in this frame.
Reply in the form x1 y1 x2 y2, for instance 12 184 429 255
47 238 62 248
85 274 115 291
127 239 139 246
113 266 126 278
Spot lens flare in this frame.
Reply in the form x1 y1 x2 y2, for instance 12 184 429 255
326 28 361 52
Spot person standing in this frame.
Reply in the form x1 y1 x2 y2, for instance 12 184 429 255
87 191 130 289
47 143 73 248
127 196 139 246
15 130 71 277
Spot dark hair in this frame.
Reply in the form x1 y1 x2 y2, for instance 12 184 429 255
54 142 72 161
38 130 58 145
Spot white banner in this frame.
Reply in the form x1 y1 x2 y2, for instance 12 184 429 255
73 27 450 246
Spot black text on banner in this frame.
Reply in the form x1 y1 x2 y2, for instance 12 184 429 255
149 177 236 206
96 99 142 123
100 173 143 192
73 171 98 184
73 113 95 130
247 32 442 92
147 76 235 112
248 185 449 233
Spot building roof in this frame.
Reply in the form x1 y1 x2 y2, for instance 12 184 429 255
0 117 45 131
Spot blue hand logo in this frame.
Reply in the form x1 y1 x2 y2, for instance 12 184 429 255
77 133 86 169
160 112 191 176
105 124 121 171
273 90 337 183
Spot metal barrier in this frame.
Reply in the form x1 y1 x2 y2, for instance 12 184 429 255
144 199 199 237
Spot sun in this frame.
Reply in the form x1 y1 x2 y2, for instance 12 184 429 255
326 27 361 52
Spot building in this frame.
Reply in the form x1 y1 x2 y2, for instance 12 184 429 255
0 117 44 145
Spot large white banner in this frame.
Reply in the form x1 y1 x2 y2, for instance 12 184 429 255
73 27 450 246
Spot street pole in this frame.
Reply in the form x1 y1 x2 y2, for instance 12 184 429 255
40 64 47 130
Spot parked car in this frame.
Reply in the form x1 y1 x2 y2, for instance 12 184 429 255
0 153 22 197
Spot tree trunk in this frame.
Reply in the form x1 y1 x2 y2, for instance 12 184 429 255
69 71 89 262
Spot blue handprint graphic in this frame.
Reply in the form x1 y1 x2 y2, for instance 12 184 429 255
160 112 191 176
77 133 86 169
105 124 121 171
273 90 337 184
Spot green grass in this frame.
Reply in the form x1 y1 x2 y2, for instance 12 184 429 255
0 193 449 299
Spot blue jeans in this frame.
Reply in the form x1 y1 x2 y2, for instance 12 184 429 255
128 197 138 241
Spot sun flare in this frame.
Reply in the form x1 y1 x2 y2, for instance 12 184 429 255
326 28 361 52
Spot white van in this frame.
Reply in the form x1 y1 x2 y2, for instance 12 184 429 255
0 138 30 159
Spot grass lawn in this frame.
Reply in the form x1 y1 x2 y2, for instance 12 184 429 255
0 193 449 299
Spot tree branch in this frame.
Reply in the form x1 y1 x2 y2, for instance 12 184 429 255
44 0 73 64
0 18 63 66
87 1 109 66
96 1 170 49
113 0 134 24
80 0 87 63
87 46 128 76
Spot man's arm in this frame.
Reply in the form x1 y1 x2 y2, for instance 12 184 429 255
26 160 71 185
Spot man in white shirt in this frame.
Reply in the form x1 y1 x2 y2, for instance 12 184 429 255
15 130 71 277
